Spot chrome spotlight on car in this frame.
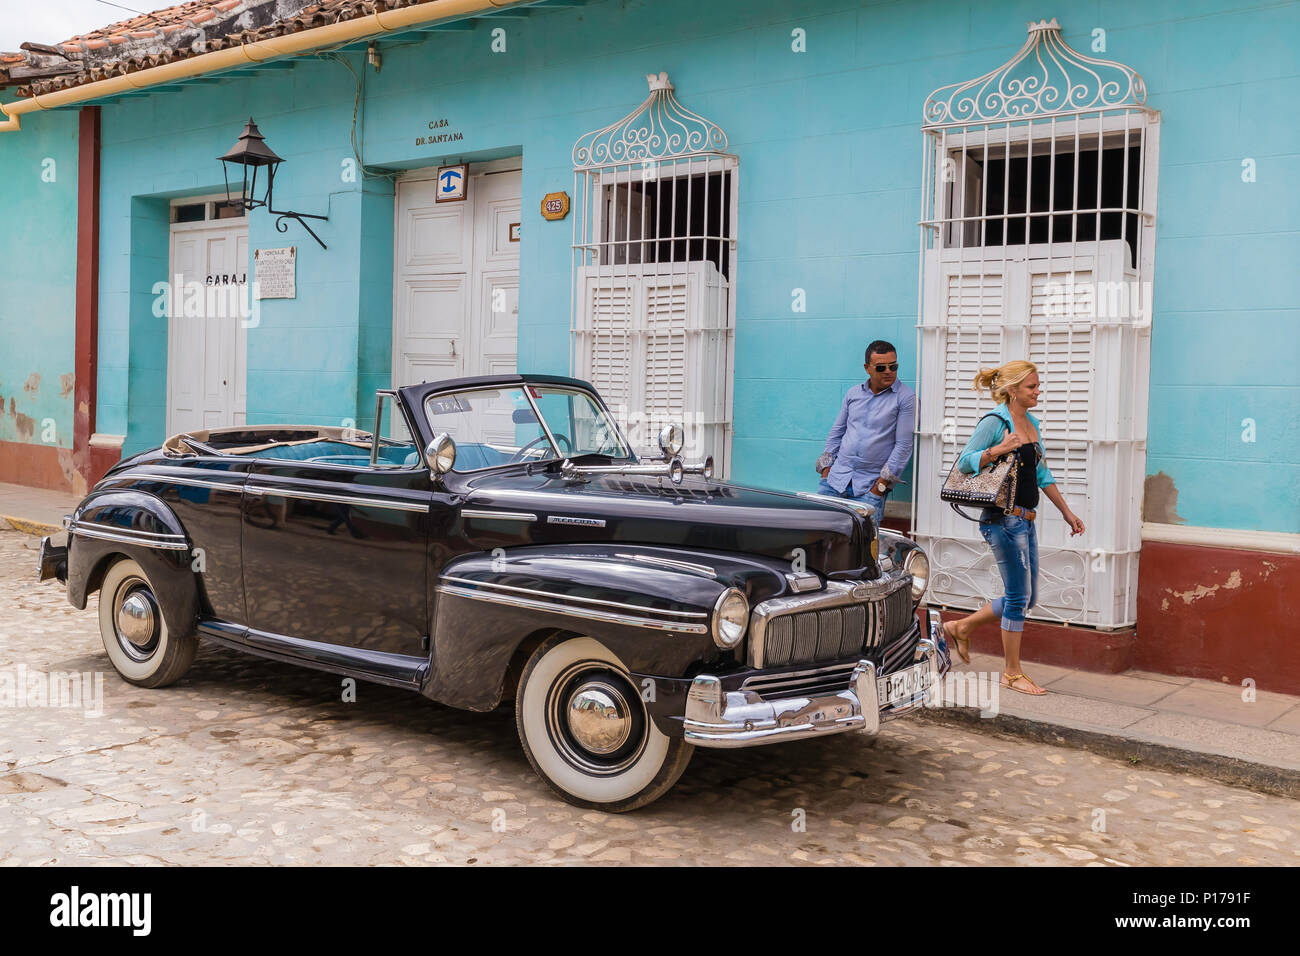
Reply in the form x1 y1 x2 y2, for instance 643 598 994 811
658 423 685 460
425 433 456 476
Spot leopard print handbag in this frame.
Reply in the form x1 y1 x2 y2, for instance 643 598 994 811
940 413 1018 521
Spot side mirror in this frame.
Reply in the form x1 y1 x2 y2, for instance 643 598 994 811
658 423 684 459
425 433 456 476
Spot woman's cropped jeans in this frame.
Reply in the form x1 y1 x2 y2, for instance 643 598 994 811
979 510 1039 632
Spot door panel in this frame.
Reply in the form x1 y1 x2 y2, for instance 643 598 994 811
393 164 520 389
168 219 248 436
241 463 436 656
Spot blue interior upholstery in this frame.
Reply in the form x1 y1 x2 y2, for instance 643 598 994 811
238 441 417 466
234 438 516 471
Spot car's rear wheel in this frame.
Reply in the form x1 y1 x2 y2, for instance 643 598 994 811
98 557 197 688
515 634 693 812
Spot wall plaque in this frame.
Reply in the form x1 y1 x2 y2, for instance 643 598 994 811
541 191 570 221
254 246 296 299
436 164 468 203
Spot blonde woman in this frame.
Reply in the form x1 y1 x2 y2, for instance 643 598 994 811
942 360 1085 695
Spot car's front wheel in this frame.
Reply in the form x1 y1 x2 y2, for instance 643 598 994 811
515 634 693 812
98 557 197 688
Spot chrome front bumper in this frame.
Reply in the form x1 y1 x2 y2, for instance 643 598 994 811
683 608 949 748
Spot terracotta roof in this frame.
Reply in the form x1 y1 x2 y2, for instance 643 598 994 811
0 0 444 98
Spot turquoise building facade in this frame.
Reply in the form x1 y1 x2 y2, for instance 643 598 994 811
5 0 1290 533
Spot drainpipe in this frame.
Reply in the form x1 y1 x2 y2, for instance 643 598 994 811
0 0 530 133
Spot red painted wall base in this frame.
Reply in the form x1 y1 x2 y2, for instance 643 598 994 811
0 440 78 494
1135 539 1299 696
931 606 1137 674
922 535 1299 696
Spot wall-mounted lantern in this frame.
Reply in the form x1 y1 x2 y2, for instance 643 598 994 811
218 117 328 249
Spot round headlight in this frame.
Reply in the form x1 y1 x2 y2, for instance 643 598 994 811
903 548 929 603
712 588 749 649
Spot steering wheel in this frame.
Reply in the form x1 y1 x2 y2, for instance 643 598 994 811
509 432 571 463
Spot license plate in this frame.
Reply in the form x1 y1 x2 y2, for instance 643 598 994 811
877 661 930 708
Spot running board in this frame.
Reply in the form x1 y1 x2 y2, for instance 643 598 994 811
197 620 428 690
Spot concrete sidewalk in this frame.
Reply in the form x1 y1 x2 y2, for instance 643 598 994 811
0 480 77 535
2 479 1296 797
922 650 1300 798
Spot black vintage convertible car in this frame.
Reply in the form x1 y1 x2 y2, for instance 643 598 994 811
39 373 948 811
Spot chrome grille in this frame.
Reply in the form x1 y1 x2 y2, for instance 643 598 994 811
881 624 922 675
763 604 866 667
742 663 857 702
878 584 915 648
750 580 915 669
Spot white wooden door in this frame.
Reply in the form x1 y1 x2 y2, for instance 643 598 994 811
167 219 248 436
393 164 520 416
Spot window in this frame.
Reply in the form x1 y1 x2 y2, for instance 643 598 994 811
169 198 246 224
601 171 732 278
945 137 1143 266
572 75 738 473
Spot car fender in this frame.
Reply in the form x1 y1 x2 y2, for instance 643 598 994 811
65 488 200 639
425 544 798 711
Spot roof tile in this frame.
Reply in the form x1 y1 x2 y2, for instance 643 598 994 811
2 0 458 96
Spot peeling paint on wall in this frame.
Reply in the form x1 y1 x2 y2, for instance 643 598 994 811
59 373 74 398
1143 471 1187 525
11 410 35 442
1165 569 1243 605
22 373 39 393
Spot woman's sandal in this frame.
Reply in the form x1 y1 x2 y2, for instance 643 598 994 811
942 620 971 664
1002 671 1047 696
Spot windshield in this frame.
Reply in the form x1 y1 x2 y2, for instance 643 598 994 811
423 385 632 472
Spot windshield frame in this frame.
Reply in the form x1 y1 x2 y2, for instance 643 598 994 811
421 382 635 475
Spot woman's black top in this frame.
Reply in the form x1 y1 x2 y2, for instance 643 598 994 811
1013 441 1041 510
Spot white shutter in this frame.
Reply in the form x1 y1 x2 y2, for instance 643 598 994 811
577 262 730 467
939 268 1006 474
576 271 637 416
1027 266 1093 492
642 274 688 448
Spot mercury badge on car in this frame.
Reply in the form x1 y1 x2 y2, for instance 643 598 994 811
38 373 949 811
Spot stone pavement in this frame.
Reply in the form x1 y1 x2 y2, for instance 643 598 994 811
1 528 1297 865
1 478 1297 796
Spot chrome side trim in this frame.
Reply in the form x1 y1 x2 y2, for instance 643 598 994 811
617 553 715 577
794 490 875 519
461 509 538 522
436 583 710 634
114 472 244 491
749 569 912 668
245 485 428 512
66 520 191 551
439 575 709 618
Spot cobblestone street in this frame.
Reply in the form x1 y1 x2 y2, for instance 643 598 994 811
1 530 1296 866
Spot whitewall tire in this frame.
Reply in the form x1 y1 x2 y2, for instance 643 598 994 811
98 557 197 688
515 634 693 812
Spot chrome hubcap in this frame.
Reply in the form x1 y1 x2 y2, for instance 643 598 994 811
114 580 160 661
118 592 156 647
545 661 648 776
566 681 632 755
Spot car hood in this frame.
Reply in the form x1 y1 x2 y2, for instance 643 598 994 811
457 470 878 578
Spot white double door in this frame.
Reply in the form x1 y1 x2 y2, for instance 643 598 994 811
393 165 521 405
167 219 249 436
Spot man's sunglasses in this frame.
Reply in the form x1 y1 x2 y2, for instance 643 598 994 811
869 363 900 372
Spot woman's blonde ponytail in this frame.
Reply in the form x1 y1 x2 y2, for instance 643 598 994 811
972 359 1037 405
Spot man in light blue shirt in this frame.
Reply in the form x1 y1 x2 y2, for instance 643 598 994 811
816 340 917 520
